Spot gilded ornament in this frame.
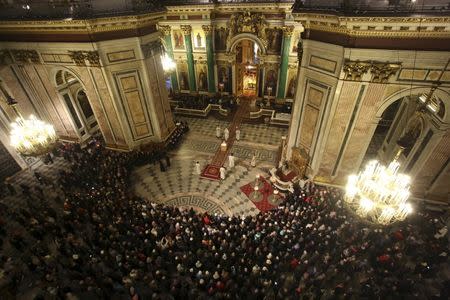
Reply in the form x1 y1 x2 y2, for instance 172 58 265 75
202 25 213 36
282 25 295 37
68 50 101 67
141 40 162 58
343 60 371 81
69 51 87 66
228 11 268 42
159 25 171 36
0 50 12 65
10 49 40 64
180 25 192 35
370 62 401 83
85 51 100 67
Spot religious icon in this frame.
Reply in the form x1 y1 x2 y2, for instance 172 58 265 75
214 27 228 51
265 70 277 95
196 32 202 48
219 67 227 84
173 30 185 49
198 68 207 91
266 28 283 53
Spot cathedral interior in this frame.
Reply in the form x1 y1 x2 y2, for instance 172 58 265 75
0 0 449 299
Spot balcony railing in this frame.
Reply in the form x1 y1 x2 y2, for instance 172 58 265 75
0 0 165 21
293 0 450 16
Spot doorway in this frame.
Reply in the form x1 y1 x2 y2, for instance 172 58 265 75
235 39 260 97
55 70 100 141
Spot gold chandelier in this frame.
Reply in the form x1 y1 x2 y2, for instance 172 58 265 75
345 150 413 225
7 96 57 157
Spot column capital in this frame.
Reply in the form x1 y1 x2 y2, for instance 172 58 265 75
282 25 295 37
159 25 171 36
0 50 13 65
202 25 213 36
141 40 162 59
68 50 100 67
180 25 192 36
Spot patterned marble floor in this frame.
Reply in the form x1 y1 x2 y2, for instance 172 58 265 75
133 116 288 216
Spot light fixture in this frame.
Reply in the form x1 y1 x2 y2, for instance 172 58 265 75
345 149 413 225
6 96 57 157
417 86 440 115
161 53 176 73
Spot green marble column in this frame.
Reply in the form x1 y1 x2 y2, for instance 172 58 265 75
277 26 294 99
181 25 197 92
160 25 179 91
202 25 216 93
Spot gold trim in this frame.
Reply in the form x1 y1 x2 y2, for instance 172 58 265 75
0 12 164 34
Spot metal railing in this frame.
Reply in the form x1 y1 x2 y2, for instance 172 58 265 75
293 0 450 16
0 0 165 21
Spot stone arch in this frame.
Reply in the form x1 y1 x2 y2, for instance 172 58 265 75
227 33 267 55
377 86 450 123
51 67 86 89
51 66 99 139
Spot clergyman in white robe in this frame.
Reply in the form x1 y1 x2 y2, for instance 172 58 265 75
235 128 241 141
195 161 201 174
216 126 221 138
220 166 226 180
223 128 229 141
251 154 256 167
228 153 235 168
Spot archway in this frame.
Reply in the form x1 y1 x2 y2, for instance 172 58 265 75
233 39 261 97
360 92 439 172
54 69 100 141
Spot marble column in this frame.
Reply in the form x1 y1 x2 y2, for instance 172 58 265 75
181 25 197 92
202 25 216 94
276 26 294 99
160 25 179 91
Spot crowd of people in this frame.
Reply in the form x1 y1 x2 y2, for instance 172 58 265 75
174 93 237 111
0 138 449 299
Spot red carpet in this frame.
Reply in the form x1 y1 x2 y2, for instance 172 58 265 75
240 176 284 212
276 169 297 182
200 96 251 181
200 164 221 180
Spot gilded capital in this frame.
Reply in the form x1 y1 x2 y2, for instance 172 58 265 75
85 51 100 67
282 25 295 37
343 60 371 81
141 40 163 58
68 50 100 67
202 25 213 36
10 49 41 64
0 50 12 65
159 25 171 36
370 62 401 83
180 25 192 36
